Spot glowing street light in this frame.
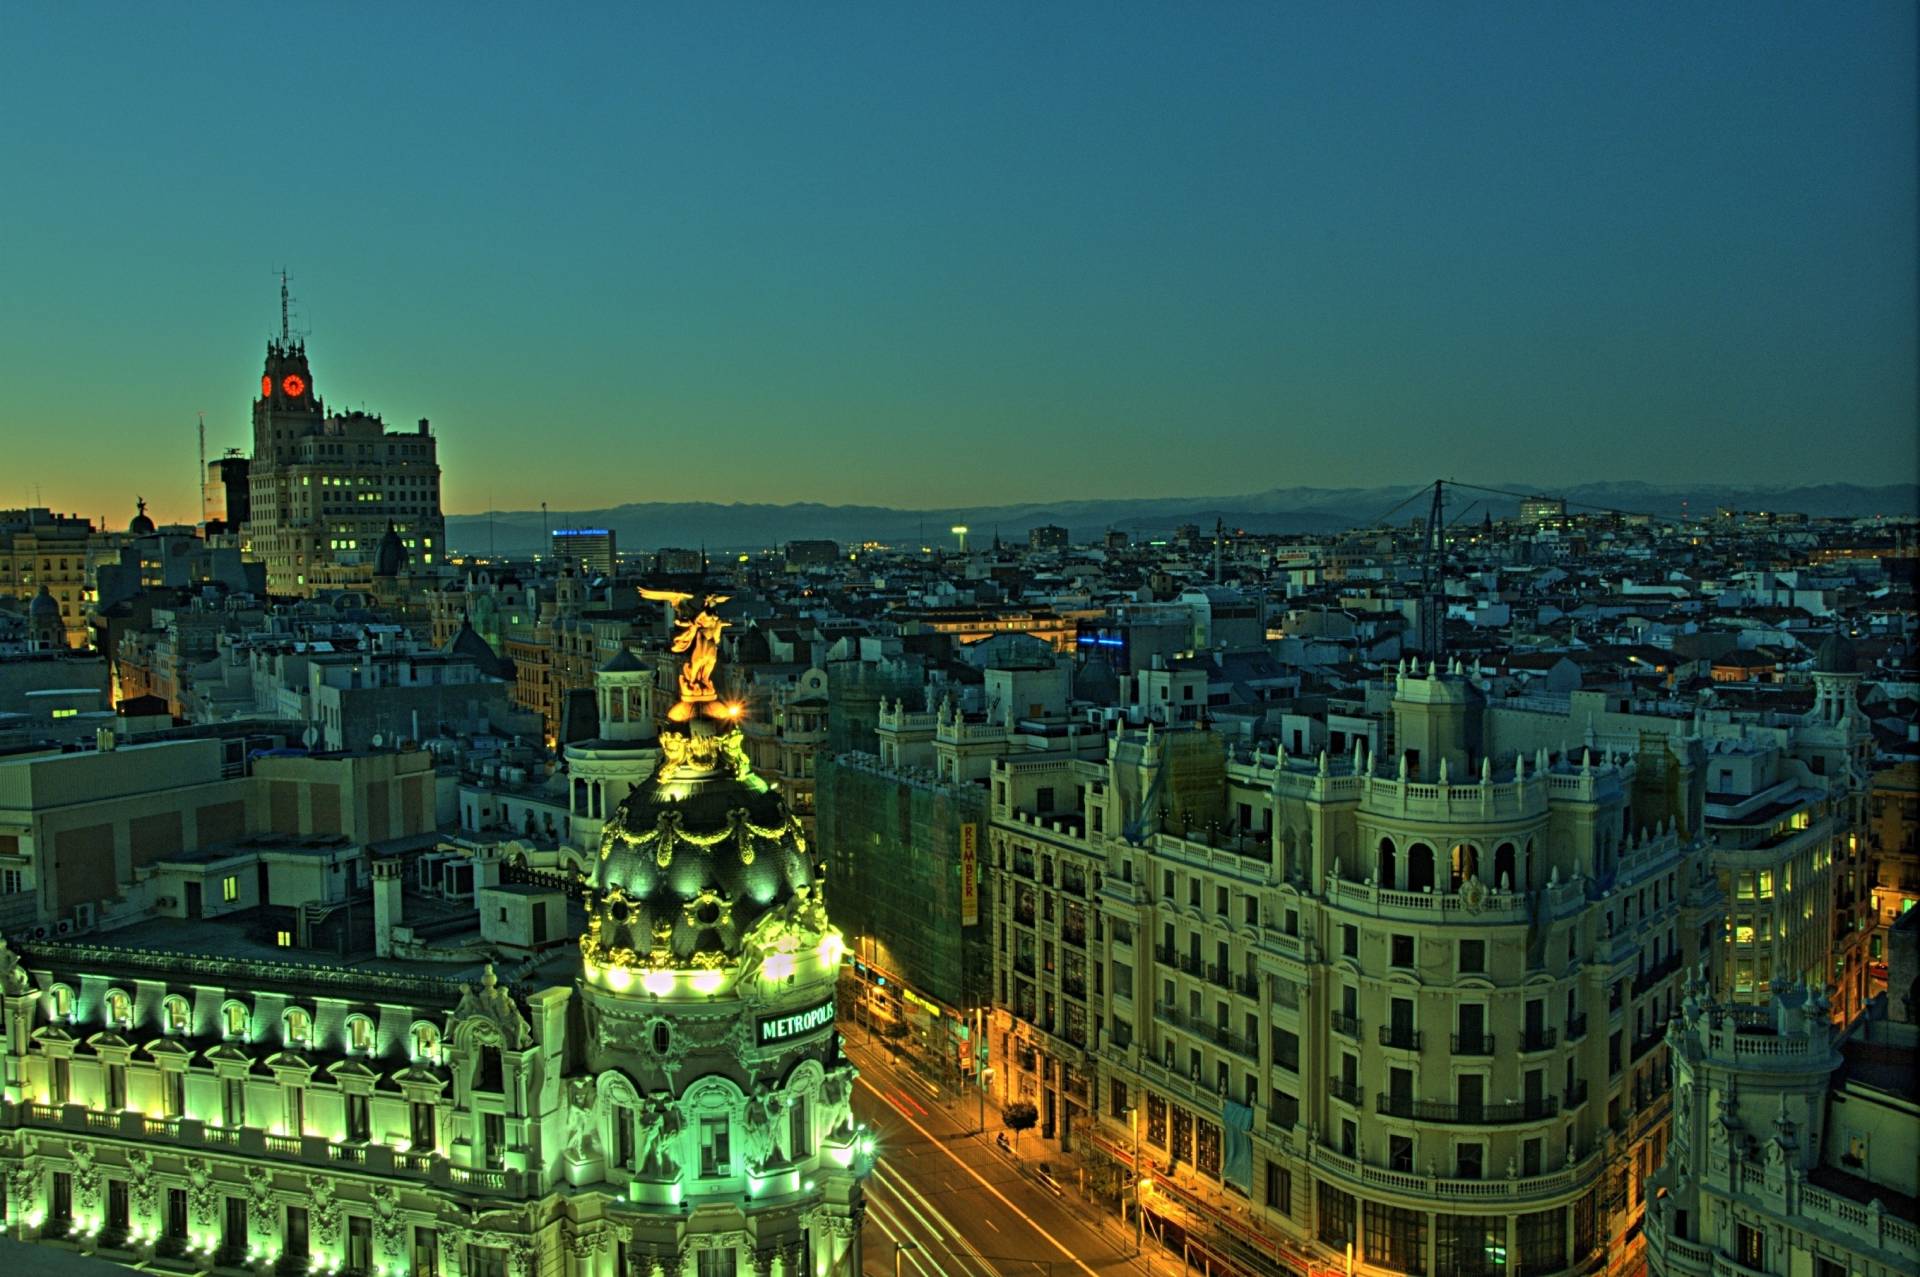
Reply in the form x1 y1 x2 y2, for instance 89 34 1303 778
950 525 969 553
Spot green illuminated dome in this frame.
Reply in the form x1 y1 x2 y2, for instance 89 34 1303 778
589 718 813 967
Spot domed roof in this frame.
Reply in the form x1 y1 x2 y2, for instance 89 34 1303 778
374 523 406 577
29 585 60 618
128 498 155 536
589 720 813 967
1813 629 1857 675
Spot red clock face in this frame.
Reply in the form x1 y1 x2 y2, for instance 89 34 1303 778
261 375 273 398
282 374 307 398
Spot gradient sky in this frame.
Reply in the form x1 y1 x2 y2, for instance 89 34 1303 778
2 2 1914 524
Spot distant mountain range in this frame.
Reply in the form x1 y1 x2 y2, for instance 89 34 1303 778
446 481 1918 557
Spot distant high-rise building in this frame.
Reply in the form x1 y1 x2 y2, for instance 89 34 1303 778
245 338 446 595
205 453 251 529
784 538 840 568
552 526 616 573
1028 523 1069 551
1519 496 1567 529
653 546 703 575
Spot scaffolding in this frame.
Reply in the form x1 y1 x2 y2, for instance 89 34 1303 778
817 751 991 1012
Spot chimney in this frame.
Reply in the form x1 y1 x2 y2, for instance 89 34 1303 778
418 418 430 435
373 859 404 958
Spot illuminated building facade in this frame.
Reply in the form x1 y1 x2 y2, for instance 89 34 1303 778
553 531 617 576
246 340 446 596
989 663 1722 1276
0 591 869 1277
0 509 95 650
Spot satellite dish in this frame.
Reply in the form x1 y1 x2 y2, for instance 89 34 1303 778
301 727 318 749
371 733 385 749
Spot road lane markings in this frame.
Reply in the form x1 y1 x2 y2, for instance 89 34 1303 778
857 1074 1106 1277
873 1161 1000 1277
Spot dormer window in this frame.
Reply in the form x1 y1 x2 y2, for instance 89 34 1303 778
104 989 133 1030
284 1008 312 1048
222 1001 249 1040
163 995 190 1035
346 1014 373 1054
410 1022 440 1062
50 984 74 1022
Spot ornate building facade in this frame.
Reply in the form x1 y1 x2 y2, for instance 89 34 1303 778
0 590 869 1277
990 662 1724 1276
246 339 447 597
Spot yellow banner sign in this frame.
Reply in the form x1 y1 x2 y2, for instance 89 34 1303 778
960 823 980 926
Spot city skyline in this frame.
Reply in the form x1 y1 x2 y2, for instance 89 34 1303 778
3 4 1914 522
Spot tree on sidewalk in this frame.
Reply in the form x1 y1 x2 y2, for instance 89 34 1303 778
1002 1100 1038 1153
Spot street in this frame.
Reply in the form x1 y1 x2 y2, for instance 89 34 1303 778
846 1034 1149 1277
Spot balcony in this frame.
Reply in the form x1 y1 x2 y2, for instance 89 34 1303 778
1631 1025 1666 1061
1451 1032 1496 1055
1234 973 1260 999
1329 1079 1363 1107
1378 1024 1422 1051
1155 944 1177 967
1376 1094 1559 1124
1331 1013 1362 1039
1565 1013 1589 1041
1633 951 1683 996
1518 1026 1558 1053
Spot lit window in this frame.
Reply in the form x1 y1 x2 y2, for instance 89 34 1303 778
50 708 77 719
411 1023 440 1061
105 989 132 1029
221 875 239 903
285 1008 311 1046
347 1015 373 1054
163 996 190 1035
51 985 74 1020
223 1002 249 1039
276 929 293 947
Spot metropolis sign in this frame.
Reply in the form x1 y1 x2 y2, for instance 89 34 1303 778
757 997 836 1047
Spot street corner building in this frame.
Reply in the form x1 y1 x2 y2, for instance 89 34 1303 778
0 603 872 1277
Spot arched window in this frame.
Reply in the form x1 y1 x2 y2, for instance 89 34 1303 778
284 1007 312 1047
162 995 190 1035
222 1001 249 1040
410 1022 440 1062
1376 838 1397 890
1406 844 1436 894
104 988 133 1030
1450 844 1480 890
50 984 75 1021
1494 843 1518 892
346 1014 374 1054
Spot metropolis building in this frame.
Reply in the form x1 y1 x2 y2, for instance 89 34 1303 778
990 662 1721 1276
0 593 870 1277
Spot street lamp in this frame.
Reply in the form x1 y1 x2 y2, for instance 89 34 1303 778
893 1240 918 1277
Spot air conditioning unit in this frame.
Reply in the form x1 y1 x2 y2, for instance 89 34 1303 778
29 925 49 940
71 903 96 930
55 919 73 936
156 897 178 910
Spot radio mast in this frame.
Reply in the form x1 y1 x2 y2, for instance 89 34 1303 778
197 412 208 525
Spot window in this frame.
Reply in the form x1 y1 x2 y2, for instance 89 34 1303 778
1342 925 1358 958
223 1078 246 1127
1363 1200 1426 1275
1317 1183 1355 1248
1265 1163 1292 1216
1456 1142 1484 1180
411 1101 436 1151
1517 1210 1566 1275
276 930 293 948
788 1096 810 1158
1735 1224 1765 1271
50 984 74 1021
105 989 132 1028
347 1093 371 1143
105 1063 127 1110
285 1085 306 1136
164 996 190 1035
51 1056 71 1105
284 1008 312 1046
222 1002 248 1040
221 875 239 903
1272 1027 1299 1072
700 1116 731 1177
1389 1135 1414 1172
411 1023 440 1061
1458 940 1485 974
1391 934 1415 968
697 1249 737 1277
347 1015 373 1053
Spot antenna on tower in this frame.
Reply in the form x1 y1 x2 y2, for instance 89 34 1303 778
279 269 291 343
197 412 208 525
